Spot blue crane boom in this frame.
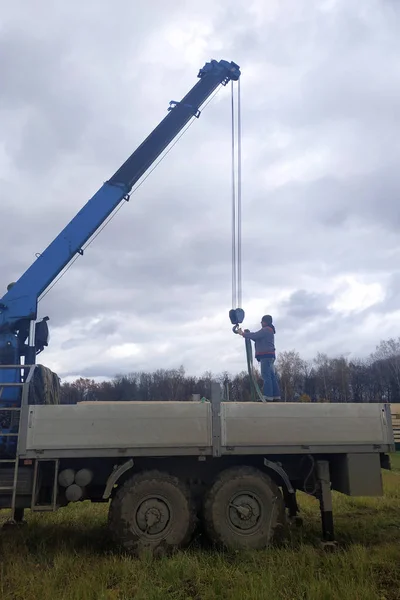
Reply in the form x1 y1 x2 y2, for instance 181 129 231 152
0 59 241 404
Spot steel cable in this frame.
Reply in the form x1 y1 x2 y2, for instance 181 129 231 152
231 80 237 309
231 79 243 311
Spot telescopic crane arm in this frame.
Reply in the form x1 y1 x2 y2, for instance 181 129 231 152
0 59 240 378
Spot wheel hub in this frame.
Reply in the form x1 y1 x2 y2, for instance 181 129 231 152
136 497 171 537
228 493 262 532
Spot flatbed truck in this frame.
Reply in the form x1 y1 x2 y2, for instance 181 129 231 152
0 59 395 555
0 368 394 554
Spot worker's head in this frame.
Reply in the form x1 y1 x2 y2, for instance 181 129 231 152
261 315 276 333
261 315 273 327
261 315 276 332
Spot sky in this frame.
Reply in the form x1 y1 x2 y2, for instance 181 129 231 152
1 0 400 382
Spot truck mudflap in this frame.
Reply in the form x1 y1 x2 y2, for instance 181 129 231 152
330 452 384 496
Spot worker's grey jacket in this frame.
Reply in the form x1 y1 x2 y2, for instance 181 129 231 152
242 326 276 360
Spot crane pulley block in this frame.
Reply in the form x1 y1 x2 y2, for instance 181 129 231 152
229 308 245 334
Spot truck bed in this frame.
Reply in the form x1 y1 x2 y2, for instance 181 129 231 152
20 401 394 459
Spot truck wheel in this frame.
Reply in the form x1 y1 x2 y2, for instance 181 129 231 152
108 470 196 556
203 466 286 550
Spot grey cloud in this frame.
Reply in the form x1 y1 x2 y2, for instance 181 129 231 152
281 290 333 320
372 273 400 314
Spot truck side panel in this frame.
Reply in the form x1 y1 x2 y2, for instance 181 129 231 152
22 401 394 459
221 402 393 447
25 402 212 450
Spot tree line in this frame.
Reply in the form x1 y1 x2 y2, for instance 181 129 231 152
60 337 400 404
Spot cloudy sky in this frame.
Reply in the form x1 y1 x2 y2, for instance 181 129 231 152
1 0 400 382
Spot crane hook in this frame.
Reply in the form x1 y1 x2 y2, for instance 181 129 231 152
229 308 245 334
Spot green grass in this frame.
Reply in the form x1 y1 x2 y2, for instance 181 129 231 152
0 457 399 600
390 452 400 472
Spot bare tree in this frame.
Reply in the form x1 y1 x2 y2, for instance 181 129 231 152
60 336 400 405
276 350 306 402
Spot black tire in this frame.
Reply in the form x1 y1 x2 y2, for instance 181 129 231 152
108 470 196 556
203 466 286 550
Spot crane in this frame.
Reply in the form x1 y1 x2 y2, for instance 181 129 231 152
0 59 241 411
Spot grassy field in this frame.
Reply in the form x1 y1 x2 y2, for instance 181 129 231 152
0 455 399 600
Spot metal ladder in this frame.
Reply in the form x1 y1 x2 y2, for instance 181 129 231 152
0 364 35 521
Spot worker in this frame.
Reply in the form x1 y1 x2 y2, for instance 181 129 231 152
237 315 281 402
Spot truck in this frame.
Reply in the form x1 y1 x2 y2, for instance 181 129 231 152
0 59 395 556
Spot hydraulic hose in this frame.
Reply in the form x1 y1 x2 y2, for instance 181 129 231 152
244 336 266 403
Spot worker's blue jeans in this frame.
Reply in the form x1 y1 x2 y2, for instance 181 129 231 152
259 357 280 400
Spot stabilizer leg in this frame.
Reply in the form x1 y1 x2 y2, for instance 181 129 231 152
316 460 337 550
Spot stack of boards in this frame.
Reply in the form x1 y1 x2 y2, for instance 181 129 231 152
391 405 400 451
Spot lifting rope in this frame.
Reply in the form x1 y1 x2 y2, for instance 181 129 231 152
237 78 242 310
229 79 244 330
228 79 265 402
